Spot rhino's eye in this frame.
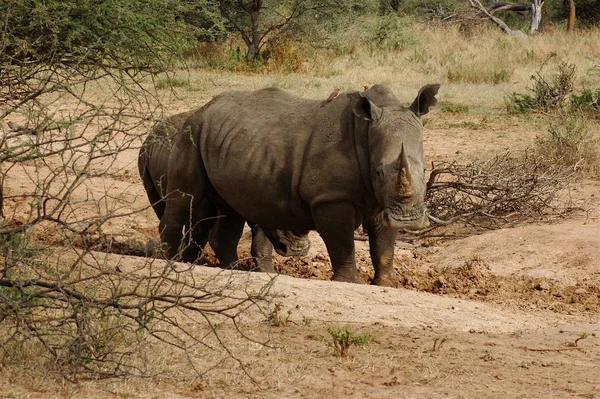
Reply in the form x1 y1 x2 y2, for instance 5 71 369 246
375 164 384 180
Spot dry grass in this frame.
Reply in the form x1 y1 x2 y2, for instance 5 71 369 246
163 22 600 114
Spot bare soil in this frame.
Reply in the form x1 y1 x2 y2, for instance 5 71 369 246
2 93 599 399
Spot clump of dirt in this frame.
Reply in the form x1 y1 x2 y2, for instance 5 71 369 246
398 256 495 295
393 256 600 315
276 254 333 281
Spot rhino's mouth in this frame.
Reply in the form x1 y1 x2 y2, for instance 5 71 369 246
273 233 311 257
383 208 429 231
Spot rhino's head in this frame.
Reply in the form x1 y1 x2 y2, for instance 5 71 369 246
348 84 440 231
263 229 311 257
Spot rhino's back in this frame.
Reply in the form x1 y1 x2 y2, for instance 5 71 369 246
139 110 194 218
196 88 363 230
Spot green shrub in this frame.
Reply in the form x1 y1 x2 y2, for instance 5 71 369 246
507 60 576 114
506 92 539 114
373 14 418 52
570 88 600 113
328 327 374 357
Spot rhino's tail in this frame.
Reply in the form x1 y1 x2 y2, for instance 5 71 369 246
138 143 166 220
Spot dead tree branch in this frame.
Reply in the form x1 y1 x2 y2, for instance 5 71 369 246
468 0 528 37
397 149 578 241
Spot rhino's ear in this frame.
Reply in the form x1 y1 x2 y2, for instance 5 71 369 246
347 92 383 121
409 84 440 117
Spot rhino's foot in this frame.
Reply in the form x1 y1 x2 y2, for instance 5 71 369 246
144 239 159 257
371 273 400 288
332 272 365 284
254 259 276 274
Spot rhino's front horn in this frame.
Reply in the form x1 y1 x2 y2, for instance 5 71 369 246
397 144 415 199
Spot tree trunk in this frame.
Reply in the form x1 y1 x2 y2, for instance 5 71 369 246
530 0 544 33
246 1 262 59
566 0 576 32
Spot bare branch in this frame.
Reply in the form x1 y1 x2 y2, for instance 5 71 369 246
468 0 528 37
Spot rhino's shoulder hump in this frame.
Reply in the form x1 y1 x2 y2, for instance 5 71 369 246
363 84 401 108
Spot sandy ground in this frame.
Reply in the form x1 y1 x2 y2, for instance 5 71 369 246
1 86 599 399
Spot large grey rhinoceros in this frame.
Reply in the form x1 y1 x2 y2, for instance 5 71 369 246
138 111 311 272
160 84 439 286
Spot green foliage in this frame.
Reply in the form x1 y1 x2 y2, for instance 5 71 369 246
373 13 418 51
570 88 600 114
178 1 228 42
507 60 576 114
391 0 466 19
156 77 191 90
0 0 192 71
267 303 292 327
506 92 540 114
328 327 374 357
551 0 600 27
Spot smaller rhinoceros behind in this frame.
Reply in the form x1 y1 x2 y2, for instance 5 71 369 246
138 111 311 272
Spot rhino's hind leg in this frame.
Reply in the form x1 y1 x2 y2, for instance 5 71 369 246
249 224 277 273
363 219 399 287
209 204 246 269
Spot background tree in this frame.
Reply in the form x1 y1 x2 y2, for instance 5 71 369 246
216 0 313 59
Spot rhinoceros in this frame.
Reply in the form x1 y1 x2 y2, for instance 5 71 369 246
138 111 311 272
160 84 439 286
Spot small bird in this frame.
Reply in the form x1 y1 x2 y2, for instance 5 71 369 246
320 88 342 107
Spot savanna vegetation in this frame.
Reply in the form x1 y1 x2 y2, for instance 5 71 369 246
1 0 599 396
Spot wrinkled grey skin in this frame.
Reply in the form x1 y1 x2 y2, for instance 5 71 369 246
160 84 439 286
138 111 311 272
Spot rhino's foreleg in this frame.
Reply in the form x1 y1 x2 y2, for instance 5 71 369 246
363 219 399 287
313 203 363 284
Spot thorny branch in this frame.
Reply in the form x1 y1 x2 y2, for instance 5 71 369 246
1 21 274 382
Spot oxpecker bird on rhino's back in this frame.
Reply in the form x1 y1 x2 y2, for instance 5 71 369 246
161 84 440 286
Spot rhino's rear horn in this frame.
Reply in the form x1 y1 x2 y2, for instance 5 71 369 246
397 144 415 199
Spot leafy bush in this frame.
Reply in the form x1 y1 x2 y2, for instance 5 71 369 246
0 0 192 71
551 0 600 27
507 60 576 114
328 327 374 357
373 14 418 51
570 88 600 114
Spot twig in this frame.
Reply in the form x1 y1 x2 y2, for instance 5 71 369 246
523 346 583 352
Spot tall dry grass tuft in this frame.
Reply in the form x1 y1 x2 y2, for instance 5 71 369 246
535 115 600 177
